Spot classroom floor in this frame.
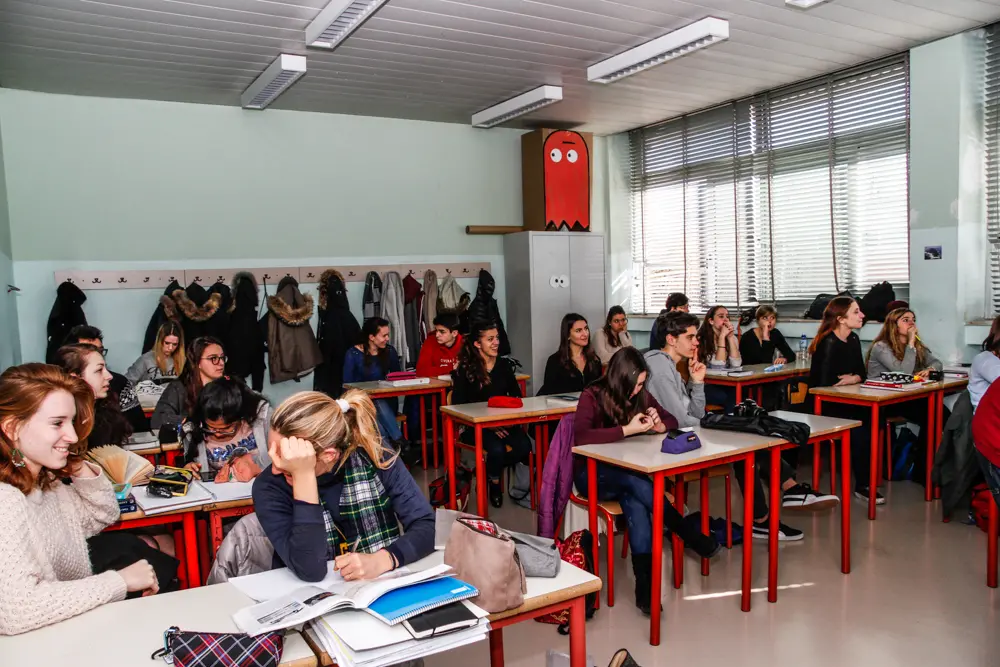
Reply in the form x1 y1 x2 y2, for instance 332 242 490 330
412 462 999 667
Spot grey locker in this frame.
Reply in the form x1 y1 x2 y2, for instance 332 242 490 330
502 231 607 395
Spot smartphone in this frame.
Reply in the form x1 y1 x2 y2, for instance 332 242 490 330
665 429 686 439
199 470 215 483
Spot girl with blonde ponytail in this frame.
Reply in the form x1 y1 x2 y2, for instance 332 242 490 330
252 390 434 583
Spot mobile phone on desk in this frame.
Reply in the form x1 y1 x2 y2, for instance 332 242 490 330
200 471 215 483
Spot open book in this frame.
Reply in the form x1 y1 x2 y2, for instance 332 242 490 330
233 563 458 636
87 445 154 486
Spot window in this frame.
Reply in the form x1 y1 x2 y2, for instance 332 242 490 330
629 56 910 315
986 25 1000 313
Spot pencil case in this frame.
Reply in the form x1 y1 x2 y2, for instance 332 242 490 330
147 466 194 498
151 626 283 667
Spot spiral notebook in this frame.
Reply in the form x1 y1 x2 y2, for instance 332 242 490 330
365 576 478 626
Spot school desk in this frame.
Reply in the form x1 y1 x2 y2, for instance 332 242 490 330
130 441 182 467
109 504 202 590
573 411 859 646
304 549 601 667
1 582 315 667
703 360 811 402
810 377 968 518
440 396 577 517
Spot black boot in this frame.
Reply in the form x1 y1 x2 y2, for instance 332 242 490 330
608 649 641 667
631 553 652 616
668 511 721 559
488 477 503 508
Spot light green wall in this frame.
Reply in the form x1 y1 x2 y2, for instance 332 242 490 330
0 111 20 370
0 89 524 261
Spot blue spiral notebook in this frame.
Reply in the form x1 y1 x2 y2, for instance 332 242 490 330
367 576 479 626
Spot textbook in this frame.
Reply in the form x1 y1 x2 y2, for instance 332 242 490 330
87 445 154 486
232 564 457 636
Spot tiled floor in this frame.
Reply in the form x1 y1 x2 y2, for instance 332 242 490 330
412 463 999 667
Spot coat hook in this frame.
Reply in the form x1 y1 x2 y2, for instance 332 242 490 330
306 272 315 279
92 278 102 284
6 285 20 293
117 277 128 284
143 277 151 283
66 278 75 284
169 276 176 282
218 275 225 282
445 268 452 274
193 276 202 282
348 271 357 277
262 273 271 280
462 268 470 274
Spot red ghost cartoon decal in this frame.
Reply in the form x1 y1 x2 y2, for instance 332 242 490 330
543 130 590 231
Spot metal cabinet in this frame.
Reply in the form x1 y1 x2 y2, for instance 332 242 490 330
503 231 606 395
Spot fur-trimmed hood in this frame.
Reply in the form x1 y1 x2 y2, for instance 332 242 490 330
229 271 259 313
163 286 222 323
317 269 347 311
268 278 314 326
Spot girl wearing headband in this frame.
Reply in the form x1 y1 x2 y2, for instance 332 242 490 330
252 390 434 583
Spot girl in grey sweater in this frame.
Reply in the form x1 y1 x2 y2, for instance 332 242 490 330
865 308 942 379
126 322 185 384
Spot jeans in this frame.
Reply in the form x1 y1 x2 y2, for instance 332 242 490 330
976 450 1000 509
818 402 871 492
573 462 692 555
704 384 737 413
374 398 403 443
460 427 532 478
733 451 796 521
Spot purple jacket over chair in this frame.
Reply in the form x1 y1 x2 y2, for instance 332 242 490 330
537 413 576 539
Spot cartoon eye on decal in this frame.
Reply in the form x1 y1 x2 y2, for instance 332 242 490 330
549 148 562 163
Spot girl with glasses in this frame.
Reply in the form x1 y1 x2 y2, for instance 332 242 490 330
151 337 226 430
181 377 271 478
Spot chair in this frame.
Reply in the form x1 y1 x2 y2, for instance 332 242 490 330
396 414 408 441
565 496 627 607
879 416 909 481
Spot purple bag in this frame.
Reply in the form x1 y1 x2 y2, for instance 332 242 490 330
661 430 701 454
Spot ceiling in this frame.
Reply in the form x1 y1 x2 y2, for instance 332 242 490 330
1 0 999 135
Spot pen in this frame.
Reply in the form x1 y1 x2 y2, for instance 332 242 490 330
350 536 361 553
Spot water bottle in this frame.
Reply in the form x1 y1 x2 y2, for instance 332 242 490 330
797 334 809 365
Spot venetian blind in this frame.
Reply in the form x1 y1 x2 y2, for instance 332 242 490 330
985 25 1000 313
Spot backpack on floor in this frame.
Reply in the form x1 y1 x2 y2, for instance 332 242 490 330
534 529 598 633
858 281 895 323
971 483 993 533
428 466 472 511
884 425 921 481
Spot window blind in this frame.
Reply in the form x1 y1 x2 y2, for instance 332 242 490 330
629 55 910 314
985 25 1000 313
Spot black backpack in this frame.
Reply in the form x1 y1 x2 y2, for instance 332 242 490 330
858 281 896 323
803 290 852 319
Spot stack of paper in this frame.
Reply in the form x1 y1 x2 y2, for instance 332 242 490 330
378 377 431 388
134 480 214 515
309 601 489 667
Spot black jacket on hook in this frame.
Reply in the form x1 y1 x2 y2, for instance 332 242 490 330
46 281 88 363
460 270 510 357
143 280 232 352
226 272 266 391
313 269 361 397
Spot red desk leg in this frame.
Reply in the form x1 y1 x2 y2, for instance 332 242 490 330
518 379 527 396
841 432 852 574
988 497 998 588
488 627 504 667
587 459 600 581
925 392 936 501
182 511 201 588
935 390 945 500
672 480 685 589
432 392 441 470
445 416 456 510
725 474 733 548
735 383 743 403
568 596 586 667
419 395 428 471
650 472 665 645
475 426 487 518
174 527 188 589
768 447 781 603
535 424 544 512
700 472 710 576
812 441 821 490
868 403 879 521
741 453 754 612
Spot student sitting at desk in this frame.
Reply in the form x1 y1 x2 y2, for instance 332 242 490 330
971 315 1000 411
739 305 795 366
575 346 719 615
538 313 603 396
415 313 463 377
647 292 689 349
151 336 227 430
809 297 881 505
645 313 835 541
181 376 271 478
866 308 943 379
343 318 408 451
126 320 185 385
697 305 742 412
0 364 162 635
451 320 533 509
253 390 434 583
55 343 132 448
594 306 633 365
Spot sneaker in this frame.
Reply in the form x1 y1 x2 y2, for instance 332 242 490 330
854 487 887 505
782 483 840 511
751 521 804 542
488 477 504 508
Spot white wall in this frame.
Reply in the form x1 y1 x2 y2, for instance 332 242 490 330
0 112 19 370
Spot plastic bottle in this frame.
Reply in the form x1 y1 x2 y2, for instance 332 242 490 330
798 334 809 364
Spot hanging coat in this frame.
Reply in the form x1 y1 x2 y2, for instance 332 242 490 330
363 271 382 320
46 281 88 363
538 413 576 539
313 269 361 397
263 277 322 384
422 269 438 339
402 274 424 367
933 391 978 520
144 281 231 352
226 272 267 391
382 271 409 368
461 269 510 356
437 275 469 316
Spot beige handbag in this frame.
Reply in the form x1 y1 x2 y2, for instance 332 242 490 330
444 517 526 613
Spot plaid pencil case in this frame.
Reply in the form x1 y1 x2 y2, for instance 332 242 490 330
150 626 283 667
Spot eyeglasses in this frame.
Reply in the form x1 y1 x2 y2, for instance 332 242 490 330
95 347 108 357
612 317 628 324
204 423 239 438
202 355 228 366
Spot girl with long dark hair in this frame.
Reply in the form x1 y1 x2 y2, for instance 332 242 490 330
181 376 271 477
451 321 532 508
151 336 226 430
538 313 603 396
343 317 407 449
593 306 633 365
55 343 133 448
574 346 719 615
697 305 742 411
809 297 882 504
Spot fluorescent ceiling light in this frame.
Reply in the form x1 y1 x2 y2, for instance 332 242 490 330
785 0 831 7
306 0 389 50
471 85 563 129
587 17 729 84
241 54 307 110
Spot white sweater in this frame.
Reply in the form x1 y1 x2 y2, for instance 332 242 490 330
0 463 127 635
593 330 634 365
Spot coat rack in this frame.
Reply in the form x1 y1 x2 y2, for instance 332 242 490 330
53 262 493 291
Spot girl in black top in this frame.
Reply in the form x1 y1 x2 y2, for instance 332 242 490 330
808 297 881 504
451 321 532 508
739 305 795 365
538 313 603 396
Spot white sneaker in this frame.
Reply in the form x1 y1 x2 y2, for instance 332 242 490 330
782 483 840 511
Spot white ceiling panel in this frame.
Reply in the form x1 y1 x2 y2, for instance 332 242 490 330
1 0 999 135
